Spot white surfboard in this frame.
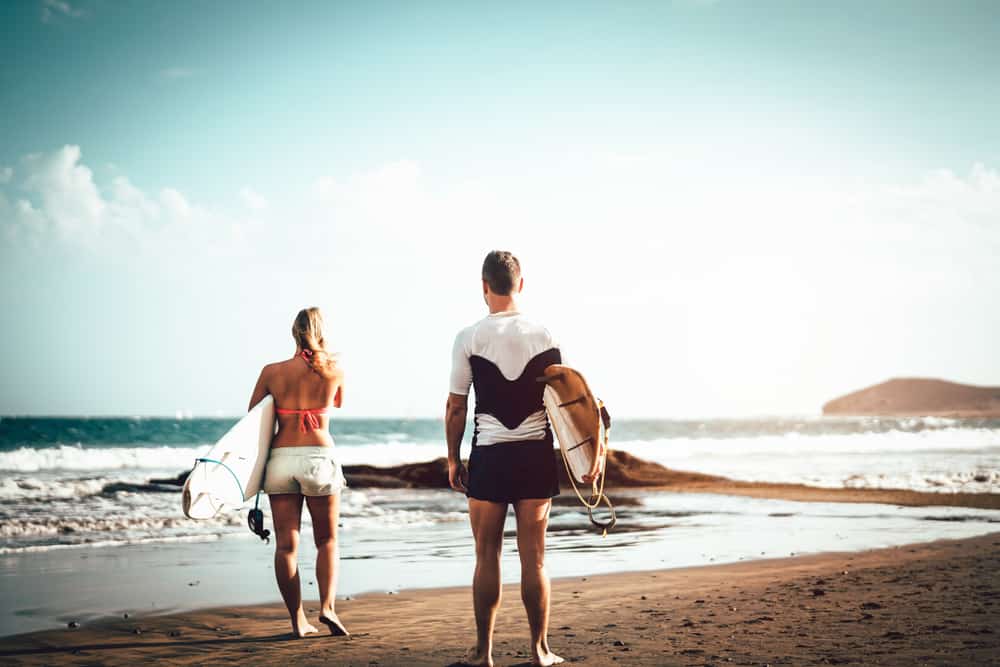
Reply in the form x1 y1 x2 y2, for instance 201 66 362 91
182 396 275 520
540 365 605 484
540 365 616 532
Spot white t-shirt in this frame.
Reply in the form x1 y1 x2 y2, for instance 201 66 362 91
450 311 561 446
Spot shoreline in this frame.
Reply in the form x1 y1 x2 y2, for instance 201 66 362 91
1 533 998 665
639 479 1000 510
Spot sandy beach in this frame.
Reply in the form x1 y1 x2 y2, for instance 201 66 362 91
0 532 996 666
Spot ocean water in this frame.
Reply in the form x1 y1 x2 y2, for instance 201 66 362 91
1 416 999 637
0 415 998 553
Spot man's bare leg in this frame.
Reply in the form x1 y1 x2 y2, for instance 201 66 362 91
466 498 508 667
514 498 563 666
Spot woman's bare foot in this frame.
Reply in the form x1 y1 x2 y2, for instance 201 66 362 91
290 608 319 638
532 648 564 666
318 612 349 636
460 646 494 667
292 621 319 638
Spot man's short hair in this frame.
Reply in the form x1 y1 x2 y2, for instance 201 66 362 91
482 250 521 296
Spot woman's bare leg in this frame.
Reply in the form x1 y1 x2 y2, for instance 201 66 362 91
514 499 562 666
269 493 318 637
305 493 348 635
466 498 508 667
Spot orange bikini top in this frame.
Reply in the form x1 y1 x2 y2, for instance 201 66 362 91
275 350 330 432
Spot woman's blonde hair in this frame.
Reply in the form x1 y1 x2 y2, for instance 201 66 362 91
292 307 338 379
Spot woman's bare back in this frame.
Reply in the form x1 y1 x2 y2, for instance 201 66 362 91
250 355 344 447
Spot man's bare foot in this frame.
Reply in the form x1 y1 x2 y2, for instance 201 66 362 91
292 621 319 638
459 646 494 667
532 649 564 666
318 612 349 636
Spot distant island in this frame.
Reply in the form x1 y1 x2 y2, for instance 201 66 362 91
823 378 1000 417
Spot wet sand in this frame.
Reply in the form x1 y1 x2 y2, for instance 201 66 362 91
1 533 997 666
651 479 1000 510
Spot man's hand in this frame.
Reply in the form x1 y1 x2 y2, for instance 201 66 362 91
449 460 468 492
581 441 605 484
445 392 469 492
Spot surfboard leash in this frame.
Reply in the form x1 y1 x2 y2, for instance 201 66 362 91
248 492 270 544
194 457 246 499
193 457 270 543
559 399 617 536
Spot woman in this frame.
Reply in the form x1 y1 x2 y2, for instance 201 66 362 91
249 307 349 638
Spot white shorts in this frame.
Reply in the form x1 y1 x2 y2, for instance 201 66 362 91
263 446 347 496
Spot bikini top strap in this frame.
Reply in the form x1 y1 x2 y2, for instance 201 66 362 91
275 406 329 432
300 408 324 432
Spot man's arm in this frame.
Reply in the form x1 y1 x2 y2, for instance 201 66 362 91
445 392 468 491
446 327 473 492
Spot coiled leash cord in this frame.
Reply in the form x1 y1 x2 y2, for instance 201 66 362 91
558 401 616 536
194 457 270 543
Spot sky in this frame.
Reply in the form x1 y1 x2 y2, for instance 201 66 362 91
1 0 998 418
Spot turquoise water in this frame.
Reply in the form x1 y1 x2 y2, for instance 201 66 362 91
4 415 1000 451
0 415 998 553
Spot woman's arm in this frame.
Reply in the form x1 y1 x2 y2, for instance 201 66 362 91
329 354 344 408
333 376 344 408
248 366 270 411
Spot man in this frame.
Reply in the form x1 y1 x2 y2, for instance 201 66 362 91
446 250 564 667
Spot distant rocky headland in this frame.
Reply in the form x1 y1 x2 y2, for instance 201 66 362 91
823 378 1000 417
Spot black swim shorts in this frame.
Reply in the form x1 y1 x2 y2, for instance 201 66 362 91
466 436 560 504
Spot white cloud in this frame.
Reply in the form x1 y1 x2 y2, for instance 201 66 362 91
312 160 423 213
20 145 105 234
879 163 1000 228
0 193 47 245
159 188 192 220
161 67 197 80
5 147 997 259
239 187 268 211
671 0 721 7
41 0 84 23
106 176 160 234
0 146 243 251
